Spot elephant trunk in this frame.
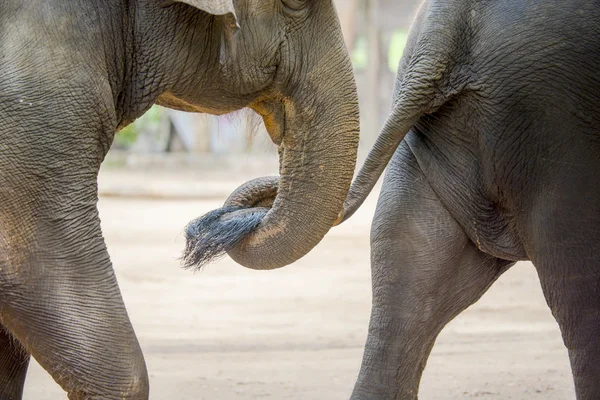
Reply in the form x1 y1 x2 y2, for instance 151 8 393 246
230 100 358 269
183 53 359 270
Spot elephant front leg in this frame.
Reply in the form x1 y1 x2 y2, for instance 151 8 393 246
0 326 29 400
0 222 149 400
0 157 148 399
351 144 513 400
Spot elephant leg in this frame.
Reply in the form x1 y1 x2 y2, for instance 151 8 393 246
0 247 149 400
0 326 29 400
0 255 148 399
351 143 514 400
0 185 148 398
529 212 600 398
0 118 150 399
536 267 600 399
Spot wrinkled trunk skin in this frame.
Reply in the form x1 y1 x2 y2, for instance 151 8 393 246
230 96 358 269
184 42 359 270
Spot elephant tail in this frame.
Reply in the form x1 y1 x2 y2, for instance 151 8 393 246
334 0 472 225
333 93 435 225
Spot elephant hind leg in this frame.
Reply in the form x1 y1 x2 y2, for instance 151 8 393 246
351 143 514 400
0 325 29 400
522 159 600 400
537 270 600 400
530 221 600 398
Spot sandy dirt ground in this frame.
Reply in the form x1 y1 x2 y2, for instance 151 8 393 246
22 169 576 399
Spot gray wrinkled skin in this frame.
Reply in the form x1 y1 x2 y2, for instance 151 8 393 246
341 0 600 399
0 1 359 398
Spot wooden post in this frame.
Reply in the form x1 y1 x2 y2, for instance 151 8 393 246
334 0 360 52
365 0 381 148
192 114 212 153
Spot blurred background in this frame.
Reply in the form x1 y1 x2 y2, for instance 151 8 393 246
24 1 575 399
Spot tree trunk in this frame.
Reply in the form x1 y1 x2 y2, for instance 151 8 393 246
334 0 360 52
364 0 382 148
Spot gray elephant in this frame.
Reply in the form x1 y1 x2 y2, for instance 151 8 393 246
335 0 600 398
0 1 358 398
191 0 600 398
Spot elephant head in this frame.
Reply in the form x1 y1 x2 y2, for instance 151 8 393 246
148 1 359 270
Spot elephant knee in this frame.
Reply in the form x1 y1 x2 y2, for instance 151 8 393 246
67 361 149 400
58 341 149 400
112 352 150 400
121 358 149 400
123 372 150 400
370 201 426 262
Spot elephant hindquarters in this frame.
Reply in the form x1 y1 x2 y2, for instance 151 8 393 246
352 143 513 399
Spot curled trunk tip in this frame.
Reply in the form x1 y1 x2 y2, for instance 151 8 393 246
182 177 279 270
182 206 267 270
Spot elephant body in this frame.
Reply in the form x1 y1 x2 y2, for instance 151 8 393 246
343 0 600 398
0 1 359 398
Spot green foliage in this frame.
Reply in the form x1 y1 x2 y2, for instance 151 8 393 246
351 36 369 70
351 30 409 73
388 31 409 72
114 123 138 149
113 106 163 150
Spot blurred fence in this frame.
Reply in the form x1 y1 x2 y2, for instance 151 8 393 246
113 0 421 155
